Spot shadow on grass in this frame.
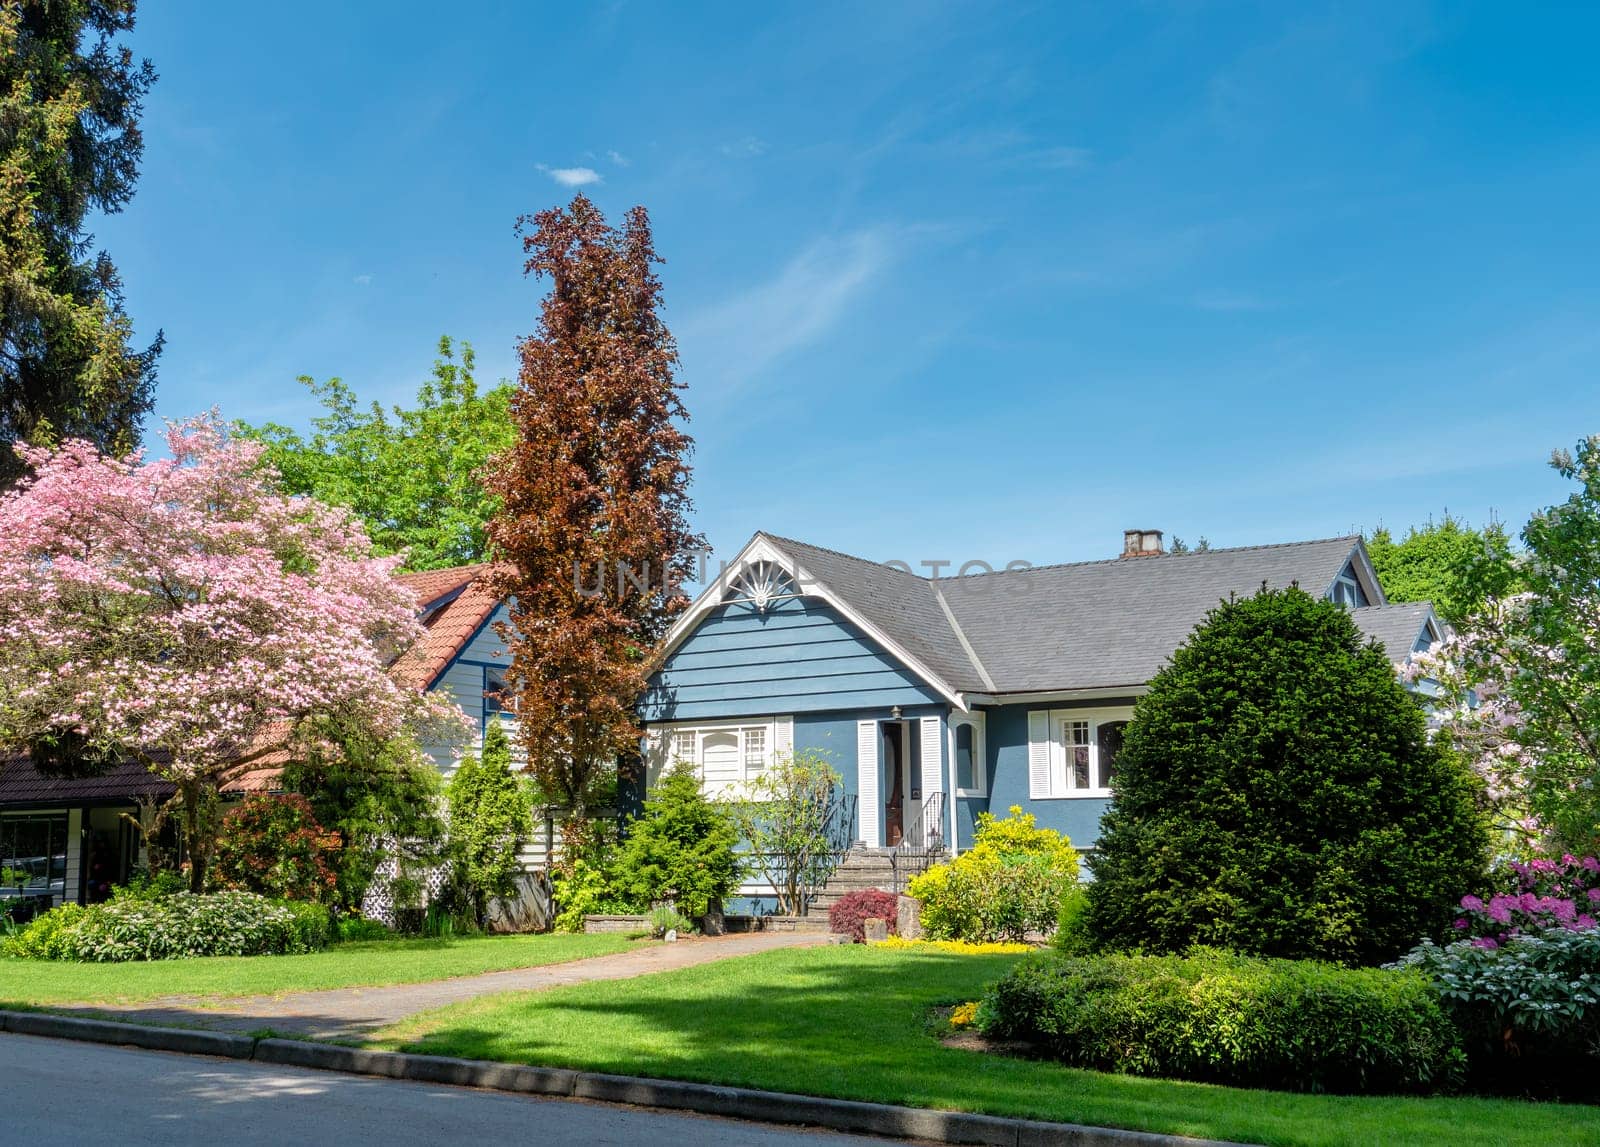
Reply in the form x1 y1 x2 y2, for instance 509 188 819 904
374 946 1600 1147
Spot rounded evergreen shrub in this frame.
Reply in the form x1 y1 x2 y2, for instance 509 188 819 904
614 759 740 918
981 949 1464 1095
1086 586 1489 965
829 888 899 942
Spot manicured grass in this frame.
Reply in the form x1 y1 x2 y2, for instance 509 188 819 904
372 944 1599 1147
0 932 635 1005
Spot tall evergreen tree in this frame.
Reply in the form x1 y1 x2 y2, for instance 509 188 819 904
487 195 702 852
0 1 160 489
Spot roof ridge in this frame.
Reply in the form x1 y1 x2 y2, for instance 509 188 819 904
758 531 1361 581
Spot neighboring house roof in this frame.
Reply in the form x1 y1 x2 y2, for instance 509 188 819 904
1350 601 1441 661
0 756 178 807
389 563 502 691
661 532 1424 704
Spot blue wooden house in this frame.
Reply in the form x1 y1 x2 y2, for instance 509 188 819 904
639 529 1442 861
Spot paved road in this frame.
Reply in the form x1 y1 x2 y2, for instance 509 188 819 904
62 930 835 1040
2 1033 887 1146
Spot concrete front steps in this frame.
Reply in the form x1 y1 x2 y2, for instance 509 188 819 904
806 847 944 915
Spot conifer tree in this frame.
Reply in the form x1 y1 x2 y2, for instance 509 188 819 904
0 1 161 488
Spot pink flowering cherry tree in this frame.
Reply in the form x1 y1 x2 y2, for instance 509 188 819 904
0 415 467 891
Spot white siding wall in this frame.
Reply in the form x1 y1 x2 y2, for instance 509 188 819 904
60 808 81 908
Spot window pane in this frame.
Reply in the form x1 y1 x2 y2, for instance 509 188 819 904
955 723 975 789
670 731 696 765
1097 721 1128 788
743 727 767 774
484 669 507 713
1 815 67 894
1070 721 1091 789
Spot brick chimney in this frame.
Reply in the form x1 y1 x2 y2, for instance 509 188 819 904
1121 529 1165 558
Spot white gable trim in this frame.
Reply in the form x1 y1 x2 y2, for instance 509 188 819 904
652 533 969 712
1323 540 1387 607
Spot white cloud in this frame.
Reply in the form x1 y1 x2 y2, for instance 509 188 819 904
680 229 892 391
538 164 602 187
606 149 630 167
352 274 372 286
720 136 767 158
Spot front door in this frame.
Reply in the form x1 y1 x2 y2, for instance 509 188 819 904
883 723 906 846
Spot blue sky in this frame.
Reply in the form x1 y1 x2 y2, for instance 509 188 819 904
104 2 1599 571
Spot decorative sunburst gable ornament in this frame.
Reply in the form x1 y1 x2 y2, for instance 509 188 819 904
727 560 798 613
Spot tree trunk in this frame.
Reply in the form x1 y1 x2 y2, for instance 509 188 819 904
177 778 219 893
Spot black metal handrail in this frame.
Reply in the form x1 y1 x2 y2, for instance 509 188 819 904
891 791 946 893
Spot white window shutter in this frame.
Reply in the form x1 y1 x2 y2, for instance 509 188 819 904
857 720 880 846
774 715 794 761
1028 710 1052 799
919 716 942 797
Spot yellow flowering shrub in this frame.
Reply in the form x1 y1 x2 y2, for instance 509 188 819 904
875 935 1034 955
905 806 1078 942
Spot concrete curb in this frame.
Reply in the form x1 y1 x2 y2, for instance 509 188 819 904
0 1010 1243 1147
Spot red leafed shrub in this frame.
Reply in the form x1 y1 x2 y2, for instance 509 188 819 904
213 794 340 903
829 889 900 943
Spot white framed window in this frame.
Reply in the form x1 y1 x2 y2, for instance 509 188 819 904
649 716 792 797
1028 707 1131 799
951 712 986 797
1331 572 1367 607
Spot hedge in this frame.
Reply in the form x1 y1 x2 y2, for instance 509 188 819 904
981 949 1464 1095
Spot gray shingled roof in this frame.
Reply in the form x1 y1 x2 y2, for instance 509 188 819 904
758 533 1395 696
1351 602 1438 663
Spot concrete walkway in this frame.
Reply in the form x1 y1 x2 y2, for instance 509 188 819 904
59 931 833 1041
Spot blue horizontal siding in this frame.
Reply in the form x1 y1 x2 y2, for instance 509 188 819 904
641 596 942 721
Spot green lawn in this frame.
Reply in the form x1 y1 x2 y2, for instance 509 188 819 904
372 944 1599 1147
0 932 635 1005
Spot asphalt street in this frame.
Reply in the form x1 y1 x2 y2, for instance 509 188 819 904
1 1033 889 1146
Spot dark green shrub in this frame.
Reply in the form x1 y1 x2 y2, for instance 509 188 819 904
1087 586 1489 965
1053 886 1093 955
273 899 332 951
1393 927 1600 1100
447 719 533 928
212 794 340 903
115 870 188 902
335 916 396 943
982 949 1464 1095
614 760 741 917
282 728 448 914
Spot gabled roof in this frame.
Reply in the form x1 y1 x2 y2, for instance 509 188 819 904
1351 601 1441 662
389 563 502 691
663 532 1409 701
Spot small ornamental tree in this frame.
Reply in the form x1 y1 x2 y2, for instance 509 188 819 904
732 751 846 915
212 794 340 903
1365 514 1517 625
614 760 740 917
487 195 703 857
0 417 468 891
1086 586 1489 965
446 719 533 927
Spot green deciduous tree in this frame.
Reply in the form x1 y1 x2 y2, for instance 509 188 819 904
1366 514 1517 623
446 719 533 927
613 760 740 917
0 0 161 489
236 336 514 570
1418 437 1600 854
280 724 448 915
1086 586 1489 965
731 750 845 915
